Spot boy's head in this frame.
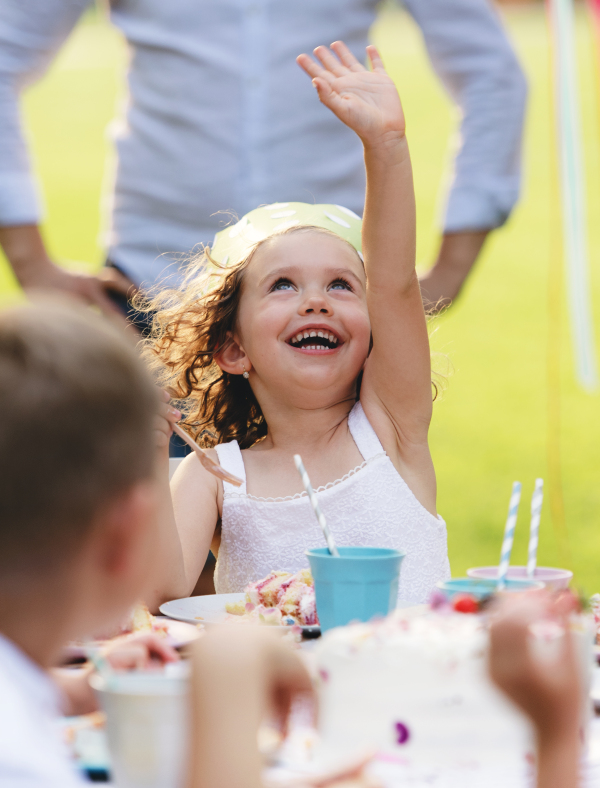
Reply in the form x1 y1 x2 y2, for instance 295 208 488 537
0 299 160 643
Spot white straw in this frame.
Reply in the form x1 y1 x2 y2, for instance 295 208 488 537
497 481 522 590
527 478 544 579
293 454 340 557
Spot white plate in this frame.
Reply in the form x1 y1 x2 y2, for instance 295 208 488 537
62 619 201 663
159 618 203 647
160 593 246 625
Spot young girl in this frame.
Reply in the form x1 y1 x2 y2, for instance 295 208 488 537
149 42 450 606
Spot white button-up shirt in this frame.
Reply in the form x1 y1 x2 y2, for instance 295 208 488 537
0 0 526 288
0 633 87 788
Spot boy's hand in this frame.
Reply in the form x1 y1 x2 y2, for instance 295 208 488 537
102 631 179 671
297 42 404 150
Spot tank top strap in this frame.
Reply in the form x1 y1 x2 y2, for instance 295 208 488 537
348 401 385 461
214 440 247 495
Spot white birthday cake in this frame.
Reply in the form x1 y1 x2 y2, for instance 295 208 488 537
314 607 535 770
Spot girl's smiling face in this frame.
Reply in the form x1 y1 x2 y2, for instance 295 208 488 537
231 229 371 402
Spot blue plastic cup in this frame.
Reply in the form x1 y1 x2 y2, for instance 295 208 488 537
306 546 405 632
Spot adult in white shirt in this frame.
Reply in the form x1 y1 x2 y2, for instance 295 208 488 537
0 0 526 315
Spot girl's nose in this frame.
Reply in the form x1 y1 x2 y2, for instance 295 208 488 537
300 293 331 315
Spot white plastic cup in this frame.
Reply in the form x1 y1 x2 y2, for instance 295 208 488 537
90 665 189 788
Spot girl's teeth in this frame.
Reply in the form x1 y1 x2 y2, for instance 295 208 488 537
289 331 340 347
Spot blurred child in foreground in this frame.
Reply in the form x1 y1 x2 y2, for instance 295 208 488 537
0 299 370 788
490 591 583 788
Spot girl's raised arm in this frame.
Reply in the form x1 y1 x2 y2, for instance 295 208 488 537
297 43 431 442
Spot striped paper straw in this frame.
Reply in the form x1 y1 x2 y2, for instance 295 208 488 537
527 479 544 579
497 481 522 590
294 454 340 557
546 0 599 391
85 644 115 689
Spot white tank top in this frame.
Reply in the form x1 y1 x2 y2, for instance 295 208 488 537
214 402 450 605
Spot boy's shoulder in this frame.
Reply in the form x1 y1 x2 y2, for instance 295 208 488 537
0 635 86 788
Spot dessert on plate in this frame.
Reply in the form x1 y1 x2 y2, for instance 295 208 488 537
120 602 168 636
226 569 318 626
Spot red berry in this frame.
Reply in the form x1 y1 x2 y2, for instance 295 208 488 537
452 594 479 614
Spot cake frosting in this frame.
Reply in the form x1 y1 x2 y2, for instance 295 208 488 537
314 607 536 769
226 569 318 626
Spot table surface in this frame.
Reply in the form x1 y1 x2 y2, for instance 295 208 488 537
65 660 600 788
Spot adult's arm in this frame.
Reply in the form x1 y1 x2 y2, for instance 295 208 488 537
0 0 90 227
0 0 130 314
403 0 527 307
403 0 527 233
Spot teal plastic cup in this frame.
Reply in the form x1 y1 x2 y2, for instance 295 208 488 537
436 576 545 602
306 546 404 632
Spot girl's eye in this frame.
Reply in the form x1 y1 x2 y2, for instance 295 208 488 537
329 278 353 291
271 278 295 292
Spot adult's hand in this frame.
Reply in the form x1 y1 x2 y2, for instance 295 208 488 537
0 224 133 322
419 230 489 313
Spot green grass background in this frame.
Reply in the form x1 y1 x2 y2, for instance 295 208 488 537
3 5 600 589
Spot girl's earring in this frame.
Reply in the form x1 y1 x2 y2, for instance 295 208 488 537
242 366 250 379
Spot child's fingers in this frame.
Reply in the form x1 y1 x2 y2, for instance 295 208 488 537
312 78 346 115
126 633 180 664
313 45 347 77
154 403 180 447
297 53 326 80
366 45 386 73
159 401 182 424
330 41 365 72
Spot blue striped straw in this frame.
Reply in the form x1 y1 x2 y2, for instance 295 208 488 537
293 454 340 557
497 481 522 590
527 479 544 579
85 644 115 689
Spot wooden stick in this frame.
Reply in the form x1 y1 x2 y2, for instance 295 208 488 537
172 423 242 487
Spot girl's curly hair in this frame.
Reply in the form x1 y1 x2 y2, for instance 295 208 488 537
136 250 265 450
137 225 446 450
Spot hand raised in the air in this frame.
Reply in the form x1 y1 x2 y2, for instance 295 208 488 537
297 42 405 149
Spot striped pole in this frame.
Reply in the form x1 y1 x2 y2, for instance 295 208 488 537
546 0 599 391
294 455 340 557
497 482 522 590
527 479 545 579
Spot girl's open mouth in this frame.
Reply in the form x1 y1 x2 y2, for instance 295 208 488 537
287 329 341 352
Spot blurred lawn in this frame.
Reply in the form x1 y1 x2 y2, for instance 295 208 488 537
3 5 600 589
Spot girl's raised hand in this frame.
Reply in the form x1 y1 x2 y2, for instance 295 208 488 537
297 42 405 148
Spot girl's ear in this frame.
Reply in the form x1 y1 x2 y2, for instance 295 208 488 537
214 333 251 376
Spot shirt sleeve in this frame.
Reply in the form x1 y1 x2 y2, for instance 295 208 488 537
401 0 527 233
0 0 91 226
